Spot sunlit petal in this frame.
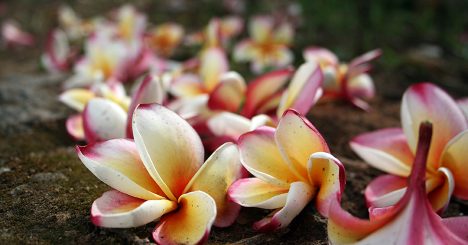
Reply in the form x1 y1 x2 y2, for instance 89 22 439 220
200 47 229 91
77 139 165 200
242 67 293 118
66 114 85 141
153 191 216 245
228 178 289 209
83 98 127 143
249 16 274 43
59 88 95 111
328 122 468 244
126 75 165 138
207 112 251 138
401 83 467 169
185 143 243 227
275 109 329 180
170 73 205 98
91 190 176 228
365 175 407 209
350 128 413 176
253 182 313 232
276 61 323 117
238 127 300 187
307 152 345 216
132 104 205 200
303 47 339 67
441 130 468 199
207 71 246 112
347 73 375 100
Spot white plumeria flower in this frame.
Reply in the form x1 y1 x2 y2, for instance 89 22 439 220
76 104 244 244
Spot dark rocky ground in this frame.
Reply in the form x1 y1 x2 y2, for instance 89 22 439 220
1 0 467 244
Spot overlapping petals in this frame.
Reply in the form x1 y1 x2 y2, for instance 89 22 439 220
351 82 468 212
1 20 35 47
41 29 73 73
328 122 468 245
77 103 243 244
234 15 294 73
229 109 345 231
303 47 381 110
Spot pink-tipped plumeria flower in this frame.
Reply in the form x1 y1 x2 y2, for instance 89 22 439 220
60 75 166 142
228 109 345 231
328 122 468 245
1 20 35 47
114 5 146 45
204 61 323 148
77 104 244 244
41 29 74 73
350 83 468 213
171 61 322 152
303 47 381 110
146 23 184 57
58 5 94 40
63 32 129 89
167 19 229 119
233 15 294 74
185 16 243 48
59 82 130 141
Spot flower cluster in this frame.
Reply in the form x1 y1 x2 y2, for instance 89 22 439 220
44 4 467 245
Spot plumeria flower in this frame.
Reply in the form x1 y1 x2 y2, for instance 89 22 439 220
233 15 294 74
59 82 130 141
350 83 468 213
167 19 229 118
41 29 74 73
172 61 323 152
303 47 381 110
60 75 166 142
63 32 129 89
328 122 468 244
228 109 345 231
1 20 35 47
145 23 184 57
185 16 243 48
58 5 94 40
114 4 146 45
76 104 244 244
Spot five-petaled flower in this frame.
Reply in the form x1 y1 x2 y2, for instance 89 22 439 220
328 122 468 244
303 47 381 110
228 109 345 231
60 75 167 143
350 83 468 213
77 104 244 244
233 15 294 74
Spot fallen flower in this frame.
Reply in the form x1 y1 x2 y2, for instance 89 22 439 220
1 20 35 47
146 23 184 57
328 122 468 244
174 61 323 152
41 29 74 73
350 83 468 213
77 103 244 244
234 15 294 74
228 109 345 231
60 75 166 142
303 47 381 110
59 82 130 141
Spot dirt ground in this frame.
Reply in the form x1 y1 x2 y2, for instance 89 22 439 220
0 1 467 244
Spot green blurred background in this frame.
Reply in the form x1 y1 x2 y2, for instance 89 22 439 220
2 0 467 95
